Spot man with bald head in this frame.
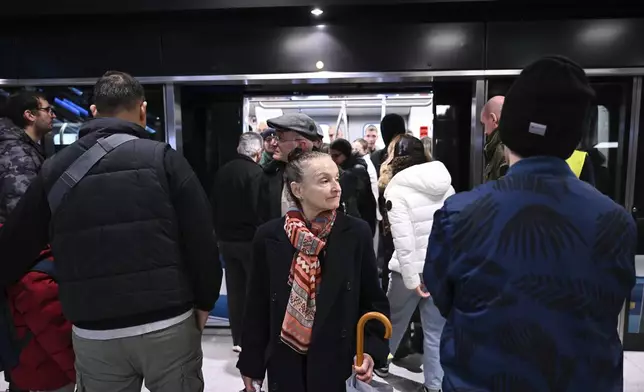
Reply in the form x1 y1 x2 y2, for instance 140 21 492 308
481 96 508 181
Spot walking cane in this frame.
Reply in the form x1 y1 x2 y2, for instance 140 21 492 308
356 312 393 368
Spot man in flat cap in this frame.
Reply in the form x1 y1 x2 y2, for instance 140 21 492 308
257 113 321 223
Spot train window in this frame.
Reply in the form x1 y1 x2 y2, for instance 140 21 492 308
246 93 432 151
0 85 166 152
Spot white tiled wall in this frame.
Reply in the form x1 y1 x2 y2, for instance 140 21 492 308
3 332 644 391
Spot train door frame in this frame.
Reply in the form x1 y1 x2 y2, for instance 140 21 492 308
623 76 643 351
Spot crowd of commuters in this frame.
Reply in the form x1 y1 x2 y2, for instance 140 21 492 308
0 55 637 392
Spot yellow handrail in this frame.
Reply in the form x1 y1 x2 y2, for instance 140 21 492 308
356 312 393 367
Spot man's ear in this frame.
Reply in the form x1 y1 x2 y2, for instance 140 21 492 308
491 113 498 126
90 105 98 118
140 101 148 124
23 109 36 124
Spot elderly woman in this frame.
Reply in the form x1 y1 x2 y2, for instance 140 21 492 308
238 149 390 392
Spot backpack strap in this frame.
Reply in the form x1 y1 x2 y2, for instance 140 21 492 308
47 133 138 214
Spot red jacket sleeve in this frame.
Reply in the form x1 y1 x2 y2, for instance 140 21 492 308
13 270 76 383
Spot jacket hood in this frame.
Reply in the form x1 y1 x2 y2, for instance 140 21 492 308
341 154 367 171
0 118 27 144
387 161 452 196
78 117 150 139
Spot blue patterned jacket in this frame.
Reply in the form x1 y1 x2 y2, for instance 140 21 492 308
424 156 636 392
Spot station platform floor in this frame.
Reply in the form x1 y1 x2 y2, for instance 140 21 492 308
3 329 644 391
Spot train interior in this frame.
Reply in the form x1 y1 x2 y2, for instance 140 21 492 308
1 73 642 390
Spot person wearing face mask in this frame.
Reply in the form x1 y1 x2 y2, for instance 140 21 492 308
238 149 390 392
0 71 222 392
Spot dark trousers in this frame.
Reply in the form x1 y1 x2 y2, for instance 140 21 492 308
219 241 254 347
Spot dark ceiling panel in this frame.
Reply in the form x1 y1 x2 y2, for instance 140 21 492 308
3 0 493 16
487 19 644 69
162 22 484 75
15 24 163 79
0 34 17 79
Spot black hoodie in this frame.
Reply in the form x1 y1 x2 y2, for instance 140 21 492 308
370 114 406 177
340 154 377 234
0 117 222 329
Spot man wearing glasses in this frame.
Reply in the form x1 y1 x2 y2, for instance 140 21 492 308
257 113 319 223
0 91 55 224
0 93 56 391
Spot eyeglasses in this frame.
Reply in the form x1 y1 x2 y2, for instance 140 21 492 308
275 135 306 143
35 106 55 114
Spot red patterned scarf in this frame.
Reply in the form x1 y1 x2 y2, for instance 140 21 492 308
281 209 336 354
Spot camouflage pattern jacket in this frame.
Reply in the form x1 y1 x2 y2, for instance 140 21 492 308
0 118 45 224
484 129 509 182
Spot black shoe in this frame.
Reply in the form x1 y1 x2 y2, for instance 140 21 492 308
374 364 390 378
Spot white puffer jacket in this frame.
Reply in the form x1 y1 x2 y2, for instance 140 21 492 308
384 161 455 290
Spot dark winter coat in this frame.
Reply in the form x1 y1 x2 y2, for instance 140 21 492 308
212 154 264 242
484 128 508 182
424 156 636 392
0 117 222 330
0 118 45 224
237 213 390 392
339 155 377 235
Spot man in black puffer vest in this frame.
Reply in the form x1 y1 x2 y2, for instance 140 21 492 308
0 71 222 392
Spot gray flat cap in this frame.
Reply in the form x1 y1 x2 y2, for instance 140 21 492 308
267 113 321 141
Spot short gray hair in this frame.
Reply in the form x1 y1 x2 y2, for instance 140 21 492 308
237 132 263 157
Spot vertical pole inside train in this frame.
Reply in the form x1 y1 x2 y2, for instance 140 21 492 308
164 83 183 153
470 79 486 188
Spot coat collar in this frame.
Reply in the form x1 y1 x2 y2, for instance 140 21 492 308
311 212 352 341
506 156 577 179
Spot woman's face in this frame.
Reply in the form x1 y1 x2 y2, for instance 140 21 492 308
291 156 342 213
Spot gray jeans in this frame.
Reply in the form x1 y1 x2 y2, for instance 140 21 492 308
387 271 445 390
72 315 204 392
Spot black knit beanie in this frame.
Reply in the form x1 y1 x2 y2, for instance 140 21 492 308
381 114 406 146
498 56 596 159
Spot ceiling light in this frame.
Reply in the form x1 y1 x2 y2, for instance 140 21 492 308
316 61 325 70
311 8 324 16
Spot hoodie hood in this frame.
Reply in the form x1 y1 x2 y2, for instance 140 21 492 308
386 161 452 197
0 118 27 144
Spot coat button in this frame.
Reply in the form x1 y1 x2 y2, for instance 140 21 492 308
271 382 279 391
272 293 277 302
346 281 352 291
341 328 347 338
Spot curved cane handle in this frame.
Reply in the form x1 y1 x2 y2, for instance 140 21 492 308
356 312 393 367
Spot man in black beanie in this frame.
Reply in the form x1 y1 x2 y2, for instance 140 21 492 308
423 56 636 391
370 113 406 177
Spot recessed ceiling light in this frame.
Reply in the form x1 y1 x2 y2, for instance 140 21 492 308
311 8 324 16
316 61 325 70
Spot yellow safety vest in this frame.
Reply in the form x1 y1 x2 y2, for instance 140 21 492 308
566 150 587 178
